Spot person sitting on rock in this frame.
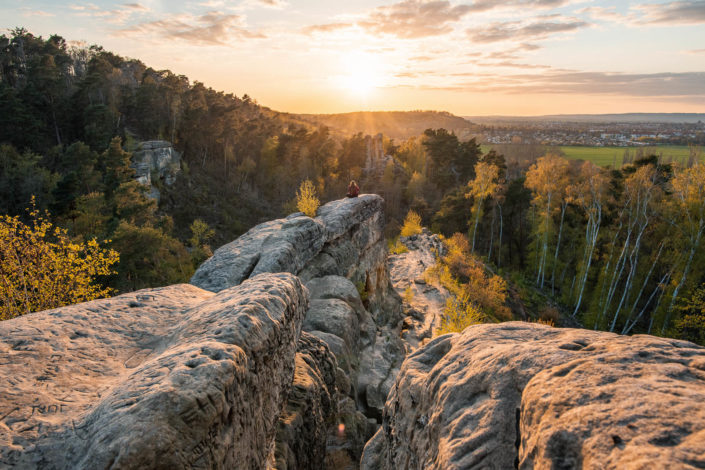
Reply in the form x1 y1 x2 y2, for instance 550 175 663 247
347 180 360 198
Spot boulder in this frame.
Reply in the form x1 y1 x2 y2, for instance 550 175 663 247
0 273 308 469
363 322 705 470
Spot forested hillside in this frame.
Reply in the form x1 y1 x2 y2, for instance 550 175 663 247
1 28 704 345
294 110 478 140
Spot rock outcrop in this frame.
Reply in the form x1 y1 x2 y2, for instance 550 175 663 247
0 273 309 469
131 140 181 201
390 230 448 350
191 195 387 305
362 322 705 470
274 332 339 470
191 194 405 466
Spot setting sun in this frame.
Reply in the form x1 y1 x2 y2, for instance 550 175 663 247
337 52 386 97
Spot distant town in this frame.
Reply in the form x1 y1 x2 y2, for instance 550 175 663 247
474 119 705 147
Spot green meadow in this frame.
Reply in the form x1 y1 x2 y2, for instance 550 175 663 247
482 144 698 167
557 145 694 167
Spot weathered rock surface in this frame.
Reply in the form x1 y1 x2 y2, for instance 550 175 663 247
302 275 385 467
274 332 338 470
389 230 449 351
191 195 384 299
131 140 181 201
362 322 705 470
190 216 326 292
0 273 307 469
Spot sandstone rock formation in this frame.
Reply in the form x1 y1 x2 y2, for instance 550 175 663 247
0 273 309 469
274 332 339 470
191 195 387 306
390 230 449 350
190 194 406 466
131 140 181 201
362 322 705 470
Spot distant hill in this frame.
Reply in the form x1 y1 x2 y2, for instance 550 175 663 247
292 111 479 140
466 113 705 124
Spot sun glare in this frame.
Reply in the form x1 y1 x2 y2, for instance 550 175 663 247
337 52 384 97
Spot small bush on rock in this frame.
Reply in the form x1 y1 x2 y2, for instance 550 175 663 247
296 179 320 217
400 210 422 237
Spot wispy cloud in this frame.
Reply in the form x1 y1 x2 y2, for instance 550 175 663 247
21 8 55 17
469 17 589 43
122 3 149 11
581 1 705 26
418 71 705 98
464 0 579 12
301 22 353 35
635 0 705 25
117 11 265 45
357 0 474 38
254 0 289 8
68 2 148 24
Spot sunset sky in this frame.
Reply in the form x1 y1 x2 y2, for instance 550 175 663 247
2 0 705 115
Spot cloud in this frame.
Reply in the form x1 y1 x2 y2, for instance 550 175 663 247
578 6 629 23
488 61 552 69
470 17 589 43
581 2 705 26
69 2 148 24
301 23 353 35
254 0 289 7
429 71 705 98
684 48 705 54
358 0 474 38
21 9 55 17
463 0 577 13
68 3 100 11
634 0 705 25
117 11 265 45
122 3 149 11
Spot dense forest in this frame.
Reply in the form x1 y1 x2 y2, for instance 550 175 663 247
1 29 703 344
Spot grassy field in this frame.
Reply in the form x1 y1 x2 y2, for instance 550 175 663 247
481 144 698 167
557 145 694 167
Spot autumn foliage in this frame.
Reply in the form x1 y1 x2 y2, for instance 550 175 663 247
400 210 423 237
428 233 512 334
0 202 118 320
296 179 320 218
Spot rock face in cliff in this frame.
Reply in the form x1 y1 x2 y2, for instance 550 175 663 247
131 140 181 201
0 273 309 469
274 332 339 470
192 195 387 308
362 322 705 470
191 194 405 466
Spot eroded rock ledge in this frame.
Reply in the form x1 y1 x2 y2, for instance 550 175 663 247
0 273 308 469
361 322 705 470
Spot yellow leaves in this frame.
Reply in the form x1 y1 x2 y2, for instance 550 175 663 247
466 161 499 201
437 294 484 335
671 163 705 209
400 210 422 238
429 233 512 333
0 208 119 321
296 179 320 218
525 154 570 202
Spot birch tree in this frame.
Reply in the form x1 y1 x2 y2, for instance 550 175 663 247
568 161 609 317
661 163 705 333
525 154 570 289
466 161 499 253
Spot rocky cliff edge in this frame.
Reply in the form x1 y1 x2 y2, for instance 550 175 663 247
362 322 705 470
